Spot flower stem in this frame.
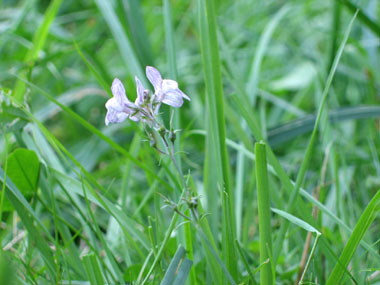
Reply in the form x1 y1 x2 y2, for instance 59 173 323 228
140 131 195 284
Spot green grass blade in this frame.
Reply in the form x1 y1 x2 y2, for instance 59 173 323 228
229 4 289 243
197 0 236 279
246 5 290 106
188 129 380 261
274 10 358 262
288 9 359 207
73 41 111 97
235 240 257 285
94 0 145 83
122 0 154 66
268 106 380 146
184 211 197 284
255 142 273 285
0 168 56 281
82 253 105 285
271 208 320 235
13 0 63 102
161 246 186 285
161 245 191 285
328 0 341 71
197 228 236 285
173 258 193 285
326 189 380 284
341 0 380 38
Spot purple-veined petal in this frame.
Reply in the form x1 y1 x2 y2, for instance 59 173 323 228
105 108 128 126
105 97 123 112
111 78 130 106
161 89 184 107
161 79 190 101
135 76 145 106
146 66 162 92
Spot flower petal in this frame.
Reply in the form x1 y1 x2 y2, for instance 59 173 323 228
161 89 184 107
135 76 145 106
180 90 190 101
105 108 128 126
129 114 140 122
111 78 129 106
105 97 123 112
146 66 162 92
161 79 178 90
162 79 190 101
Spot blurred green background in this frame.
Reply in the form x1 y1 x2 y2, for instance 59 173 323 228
0 0 380 284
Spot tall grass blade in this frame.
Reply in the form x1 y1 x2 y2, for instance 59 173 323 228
82 253 105 285
122 0 154 66
161 246 186 285
273 10 358 262
326 190 380 284
94 0 145 83
197 0 236 278
233 4 289 242
161 245 193 285
13 0 63 102
173 258 193 285
255 142 273 285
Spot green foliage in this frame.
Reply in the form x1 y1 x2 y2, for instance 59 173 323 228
1 0 380 284
2 148 40 211
327 190 380 284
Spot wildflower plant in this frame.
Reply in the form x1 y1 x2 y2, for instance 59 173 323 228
105 66 190 127
105 66 197 221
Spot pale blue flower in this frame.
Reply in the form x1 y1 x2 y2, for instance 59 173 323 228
146 66 190 107
105 78 139 125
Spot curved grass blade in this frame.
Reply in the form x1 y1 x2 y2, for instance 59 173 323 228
268 106 380 146
273 10 359 262
326 190 380 284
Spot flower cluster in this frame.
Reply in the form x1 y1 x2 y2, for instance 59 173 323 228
105 66 190 127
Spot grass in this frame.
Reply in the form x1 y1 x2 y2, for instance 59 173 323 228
1 0 380 284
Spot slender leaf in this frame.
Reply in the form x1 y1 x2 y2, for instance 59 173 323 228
327 190 380 284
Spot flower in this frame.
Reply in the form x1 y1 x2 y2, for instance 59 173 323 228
105 66 190 126
146 66 190 107
135 76 149 106
105 78 139 125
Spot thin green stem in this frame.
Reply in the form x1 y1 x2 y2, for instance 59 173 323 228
298 234 321 285
140 132 192 284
